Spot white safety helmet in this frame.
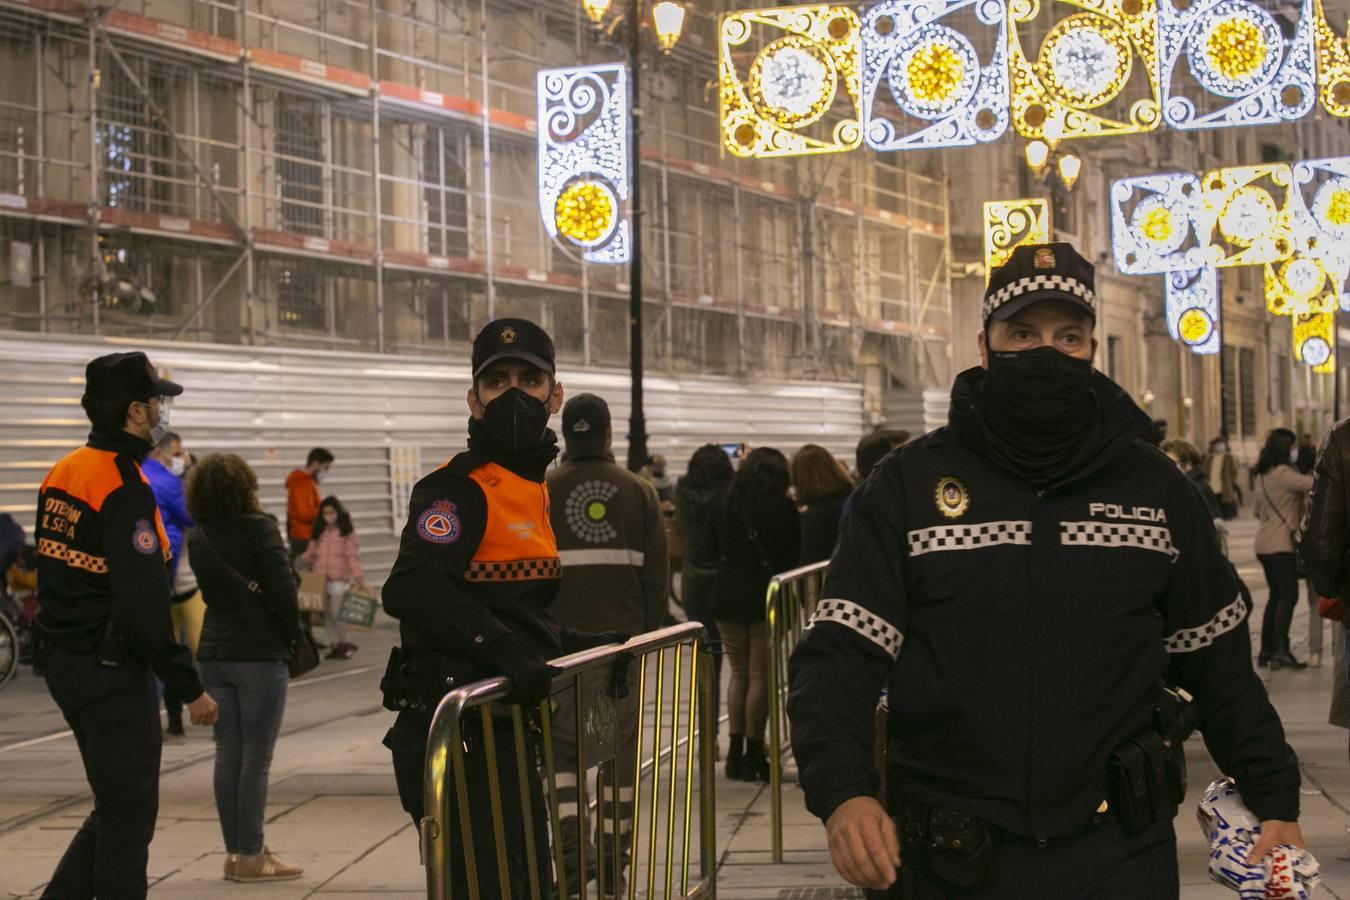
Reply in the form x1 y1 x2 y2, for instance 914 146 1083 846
1196 778 1319 899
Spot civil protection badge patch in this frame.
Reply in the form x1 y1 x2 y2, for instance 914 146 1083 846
416 500 461 544
132 518 159 554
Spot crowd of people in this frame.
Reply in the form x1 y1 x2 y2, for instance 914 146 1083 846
16 239 1350 899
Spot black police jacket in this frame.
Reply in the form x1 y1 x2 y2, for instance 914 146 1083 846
788 367 1299 840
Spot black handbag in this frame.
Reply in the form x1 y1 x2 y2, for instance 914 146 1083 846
193 527 320 679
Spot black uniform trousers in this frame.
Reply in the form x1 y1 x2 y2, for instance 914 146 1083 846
41 649 162 900
386 708 552 898
868 815 1179 900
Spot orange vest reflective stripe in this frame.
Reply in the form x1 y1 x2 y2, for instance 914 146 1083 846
465 461 560 582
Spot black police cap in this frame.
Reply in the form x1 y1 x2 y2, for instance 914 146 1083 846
83 352 183 403
471 318 556 378
562 393 611 446
983 242 1097 328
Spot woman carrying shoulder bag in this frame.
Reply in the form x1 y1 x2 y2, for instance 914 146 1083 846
187 454 305 882
1253 428 1315 670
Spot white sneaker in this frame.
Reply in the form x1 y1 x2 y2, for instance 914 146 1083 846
1311 652 1323 668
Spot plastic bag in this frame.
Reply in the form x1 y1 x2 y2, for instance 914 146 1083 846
1196 778 1319 899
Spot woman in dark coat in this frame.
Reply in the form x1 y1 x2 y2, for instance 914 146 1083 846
790 444 855 565
674 445 735 744
712 447 800 781
187 454 305 882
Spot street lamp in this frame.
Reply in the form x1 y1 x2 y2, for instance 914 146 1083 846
1022 139 1081 192
582 0 686 472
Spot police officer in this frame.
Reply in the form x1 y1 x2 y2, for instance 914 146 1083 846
787 244 1304 897
381 318 625 895
35 352 217 900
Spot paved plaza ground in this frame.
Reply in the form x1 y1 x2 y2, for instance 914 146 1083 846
3 516 1350 898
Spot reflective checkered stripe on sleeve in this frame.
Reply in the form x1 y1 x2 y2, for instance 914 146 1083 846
1165 596 1247 653
907 521 1032 557
803 599 903 659
1059 521 1178 559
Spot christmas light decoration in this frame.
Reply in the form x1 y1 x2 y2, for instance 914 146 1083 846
1198 163 1294 268
1159 0 1316 129
1313 0 1350 116
1057 152 1082 190
1288 157 1350 312
1294 311 1335 372
652 1 687 53
1110 172 1205 274
1008 0 1160 142
721 5 863 158
1165 267 1221 355
983 198 1050 282
1025 139 1050 173
583 0 612 25
861 0 1009 150
537 64 631 264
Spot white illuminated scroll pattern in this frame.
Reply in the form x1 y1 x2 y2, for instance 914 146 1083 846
537 64 631 265
1109 172 1205 275
1290 157 1350 309
1166 267 1221 355
862 0 1009 150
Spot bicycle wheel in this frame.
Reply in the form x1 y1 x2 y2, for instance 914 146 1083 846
0 613 18 691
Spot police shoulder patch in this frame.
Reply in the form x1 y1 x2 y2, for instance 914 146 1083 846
132 518 160 554
935 476 969 519
416 500 461 545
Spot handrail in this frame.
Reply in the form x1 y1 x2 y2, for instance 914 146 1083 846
421 622 717 899
764 561 829 863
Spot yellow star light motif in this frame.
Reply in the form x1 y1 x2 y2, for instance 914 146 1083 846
1327 186 1350 226
1178 308 1212 344
909 41 966 104
1205 16 1266 82
1141 205 1175 244
555 181 616 246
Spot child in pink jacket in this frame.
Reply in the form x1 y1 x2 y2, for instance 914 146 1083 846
303 496 367 659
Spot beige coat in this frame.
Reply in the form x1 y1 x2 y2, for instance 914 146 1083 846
1253 465 1315 555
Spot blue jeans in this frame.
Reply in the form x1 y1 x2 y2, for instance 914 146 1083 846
199 660 288 855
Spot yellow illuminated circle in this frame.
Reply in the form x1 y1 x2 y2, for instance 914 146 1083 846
1130 195 1187 255
749 35 838 128
890 25 980 119
1312 178 1350 241
555 179 618 247
1187 1 1282 98
1039 14 1132 109
1217 186 1277 247
1178 308 1213 344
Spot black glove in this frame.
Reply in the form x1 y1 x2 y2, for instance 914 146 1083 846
560 629 631 654
485 634 563 708
609 651 635 700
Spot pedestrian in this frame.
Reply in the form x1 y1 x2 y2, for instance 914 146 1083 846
1294 435 1323 665
1254 427 1315 670
854 429 909 482
547 392 665 894
1301 419 1350 726
186 452 305 882
1150 417 1169 446
788 243 1303 896
302 496 366 660
143 430 204 737
791 444 855 564
673 444 735 748
33 352 217 900
1296 433 1317 475
1162 438 1220 518
642 454 675 503
714 446 799 782
380 318 622 896
285 447 333 561
1206 434 1241 519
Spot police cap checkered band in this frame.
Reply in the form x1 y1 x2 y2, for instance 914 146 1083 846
984 242 1097 327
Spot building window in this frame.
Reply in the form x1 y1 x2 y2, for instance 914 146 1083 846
276 265 324 330
275 97 325 237
1107 335 1122 382
1222 347 1238 437
1239 346 1257 436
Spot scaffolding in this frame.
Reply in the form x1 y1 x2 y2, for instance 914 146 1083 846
0 0 954 389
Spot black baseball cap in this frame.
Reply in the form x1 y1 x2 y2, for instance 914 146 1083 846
562 394 611 448
471 318 556 378
984 242 1097 328
83 352 183 403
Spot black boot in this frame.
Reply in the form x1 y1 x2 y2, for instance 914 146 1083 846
1270 648 1307 670
725 734 745 781
1256 652 1270 668
742 738 771 782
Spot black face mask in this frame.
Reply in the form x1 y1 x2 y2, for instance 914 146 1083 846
478 387 551 456
985 345 1093 428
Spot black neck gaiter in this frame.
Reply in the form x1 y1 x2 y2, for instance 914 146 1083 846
979 347 1100 488
466 414 559 482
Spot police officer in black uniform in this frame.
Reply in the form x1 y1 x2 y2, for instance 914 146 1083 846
787 244 1304 897
34 352 218 900
380 318 626 895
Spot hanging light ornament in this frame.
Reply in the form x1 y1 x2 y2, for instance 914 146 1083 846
1313 0 1350 116
1058 152 1082 190
1024 139 1050 174
582 0 612 26
652 1 687 53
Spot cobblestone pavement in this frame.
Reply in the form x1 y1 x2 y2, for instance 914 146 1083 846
2 516 1348 898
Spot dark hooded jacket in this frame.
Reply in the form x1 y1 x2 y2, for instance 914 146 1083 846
789 366 1299 839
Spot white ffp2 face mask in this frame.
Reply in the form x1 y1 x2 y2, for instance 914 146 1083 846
170 455 186 476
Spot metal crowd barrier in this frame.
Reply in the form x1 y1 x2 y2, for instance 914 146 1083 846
421 622 718 899
764 561 829 863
